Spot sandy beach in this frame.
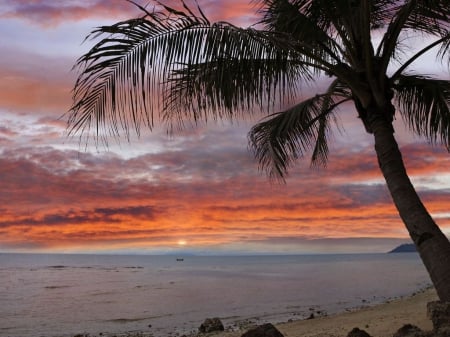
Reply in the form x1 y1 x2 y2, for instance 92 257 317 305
210 287 438 337
276 287 437 337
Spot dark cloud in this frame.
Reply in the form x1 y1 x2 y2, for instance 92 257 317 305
0 0 256 28
0 126 18 137
0 0 139 27
0 206 159 228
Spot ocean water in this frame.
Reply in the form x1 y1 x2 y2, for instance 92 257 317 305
0 253 431 337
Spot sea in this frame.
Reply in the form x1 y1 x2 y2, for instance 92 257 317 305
0 253 431 337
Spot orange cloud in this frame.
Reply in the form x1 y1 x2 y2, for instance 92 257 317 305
2 138 448 254
1 105 449 255
0 69 71 113
203 1 258 25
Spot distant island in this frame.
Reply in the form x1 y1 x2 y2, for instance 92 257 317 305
389 243 417 253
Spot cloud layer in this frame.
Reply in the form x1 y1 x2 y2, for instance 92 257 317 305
0 0 449 254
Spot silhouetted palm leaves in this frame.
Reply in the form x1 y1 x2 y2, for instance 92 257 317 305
69 0 450 177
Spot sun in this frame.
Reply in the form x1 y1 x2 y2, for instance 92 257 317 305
177 239 187 246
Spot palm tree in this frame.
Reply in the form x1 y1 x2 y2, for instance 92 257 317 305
67 0 450 301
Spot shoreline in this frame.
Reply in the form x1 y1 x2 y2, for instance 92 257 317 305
92 287 437 337
200 287 437 337
275 286 437 337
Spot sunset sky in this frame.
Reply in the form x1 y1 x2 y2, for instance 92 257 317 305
0 0 449 255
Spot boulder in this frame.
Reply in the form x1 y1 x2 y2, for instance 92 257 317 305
199 317 225 333
393 324 425 337
241 323 284 337
346 327 372 337
427 301 450 333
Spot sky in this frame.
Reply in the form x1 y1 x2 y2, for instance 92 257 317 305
0 0 449 255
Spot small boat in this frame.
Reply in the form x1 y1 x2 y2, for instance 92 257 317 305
176 258 184 262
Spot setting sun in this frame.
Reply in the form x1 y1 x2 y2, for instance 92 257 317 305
177 239 187 246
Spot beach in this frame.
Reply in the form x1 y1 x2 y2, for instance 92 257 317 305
214 287 438 337
276 287 437 337
94 287 438 337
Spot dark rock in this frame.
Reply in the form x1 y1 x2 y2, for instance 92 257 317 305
427 301 450 333
199 317 224 333
393 324 425 337
307 313 315 320
346 327 372 337
241 323 284 337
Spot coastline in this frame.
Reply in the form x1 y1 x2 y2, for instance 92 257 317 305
276 287 437 337
92 287 437 337
199 287 437 337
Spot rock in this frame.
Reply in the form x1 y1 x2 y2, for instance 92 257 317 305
241 323 284 337
393 324 425 337
199 317 224 333
427 301 450 333
346 327 372 337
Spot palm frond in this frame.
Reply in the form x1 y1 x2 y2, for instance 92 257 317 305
394 74 450 149
378 0 450 74
391 34 450 80
164 56 309 130
256 0 398 68
437 33 450 67
403 0 450 35
255 0 343 64
67 1 313 141
248 80 351 179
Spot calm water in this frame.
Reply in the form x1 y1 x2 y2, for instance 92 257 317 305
0 253 430 337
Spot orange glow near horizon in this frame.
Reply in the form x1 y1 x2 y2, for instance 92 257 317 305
1 157 449 253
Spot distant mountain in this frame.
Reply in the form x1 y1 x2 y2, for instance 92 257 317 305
389 243 417 253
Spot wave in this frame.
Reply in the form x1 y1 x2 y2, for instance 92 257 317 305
106 313 173 323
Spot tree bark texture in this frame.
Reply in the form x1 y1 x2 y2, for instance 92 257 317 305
370 117 450 302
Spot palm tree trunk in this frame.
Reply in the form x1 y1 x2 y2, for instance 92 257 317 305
371 117 450 302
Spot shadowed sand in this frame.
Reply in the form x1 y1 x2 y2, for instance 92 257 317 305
210 287 437 337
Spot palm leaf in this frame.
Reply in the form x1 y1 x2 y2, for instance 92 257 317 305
248 79 351 179
394 74 450 149
68 1 314 141
164 56 309 129
378 0 450 75
256 0 342 65
257 0 399 72
437 33 450 66
403 0 450 35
